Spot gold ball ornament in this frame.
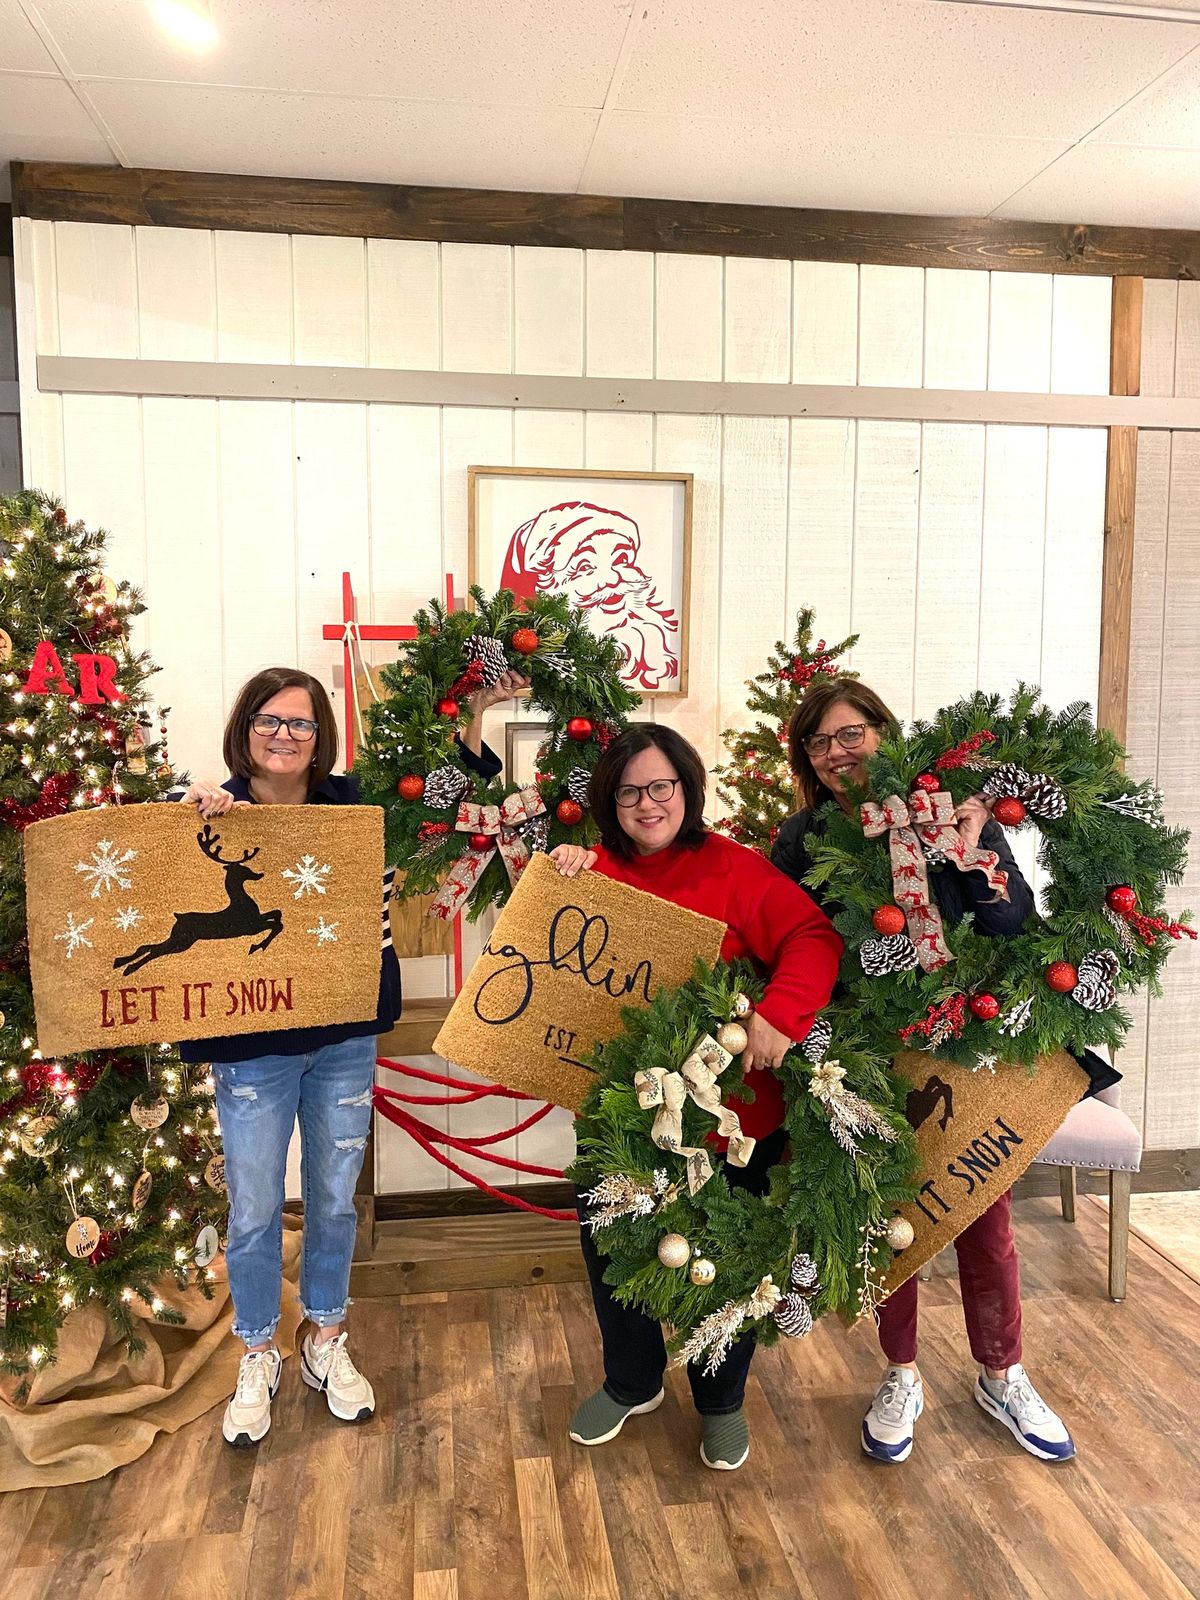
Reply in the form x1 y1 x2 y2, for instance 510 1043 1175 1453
65 1216 101 1258
731 993 752 1019
99 576 119 603
715 1021 748 1055
0 628 11 663
19 1115 60 1156
689 1256 717 1287
657 1233 691 1270
885 1215 915 1252
131 1095 169 1130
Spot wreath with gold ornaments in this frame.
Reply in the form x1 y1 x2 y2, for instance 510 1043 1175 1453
355 587 640 922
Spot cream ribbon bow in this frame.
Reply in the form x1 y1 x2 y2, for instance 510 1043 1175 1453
634 1034 756 1193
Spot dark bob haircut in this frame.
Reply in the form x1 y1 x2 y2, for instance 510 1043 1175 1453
786 678 900 810
588 724 709 860
223 667 340 791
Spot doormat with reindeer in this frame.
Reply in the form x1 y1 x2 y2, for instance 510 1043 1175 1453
24 805 384 1055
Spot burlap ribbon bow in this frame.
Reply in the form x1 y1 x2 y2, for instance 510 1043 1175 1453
634 1034 755 1194
859 791 1009 972
428 784 547 920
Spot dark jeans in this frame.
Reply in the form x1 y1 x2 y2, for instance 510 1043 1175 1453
577 1128 788 1416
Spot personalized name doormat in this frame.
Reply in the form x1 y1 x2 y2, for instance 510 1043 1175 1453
434 853 727 1112
25 804 385 1054
879 1046 1089 1300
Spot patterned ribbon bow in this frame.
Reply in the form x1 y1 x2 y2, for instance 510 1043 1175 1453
859 791 1009 972
633 1034 755 1194
428 784 547 920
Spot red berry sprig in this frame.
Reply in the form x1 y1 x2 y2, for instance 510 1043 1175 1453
934 730 996 772
898 993 968 1045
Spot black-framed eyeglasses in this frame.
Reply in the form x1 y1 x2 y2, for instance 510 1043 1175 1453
802 723 869 757
251 714 318 741
615 778 681 808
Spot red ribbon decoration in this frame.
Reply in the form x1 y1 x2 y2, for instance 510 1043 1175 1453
428 784 547 920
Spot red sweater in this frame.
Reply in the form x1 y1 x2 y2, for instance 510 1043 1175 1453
591 832 842 1139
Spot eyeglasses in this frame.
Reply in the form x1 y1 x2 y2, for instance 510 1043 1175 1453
802 723 870 757
251 714 318 741
615 778 681 808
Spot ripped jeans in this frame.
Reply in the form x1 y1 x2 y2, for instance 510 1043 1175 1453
212 1035 375 1346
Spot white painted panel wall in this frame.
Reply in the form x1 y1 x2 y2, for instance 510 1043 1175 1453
13 218 1118 1181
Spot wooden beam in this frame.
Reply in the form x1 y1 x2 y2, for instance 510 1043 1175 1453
0 204 11 257
12 161 1200 278
1099 277 1144 743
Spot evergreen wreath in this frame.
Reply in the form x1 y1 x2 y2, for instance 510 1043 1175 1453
571 960 917 1367
806 686 1194 1074
355 587 640 921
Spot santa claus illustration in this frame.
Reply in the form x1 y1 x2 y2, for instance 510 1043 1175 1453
499 501 680 691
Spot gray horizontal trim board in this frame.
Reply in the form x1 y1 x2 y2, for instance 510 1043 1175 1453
36 355 1200 429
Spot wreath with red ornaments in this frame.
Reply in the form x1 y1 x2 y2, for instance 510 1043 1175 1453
355 587 640 921
803 686 1194 1072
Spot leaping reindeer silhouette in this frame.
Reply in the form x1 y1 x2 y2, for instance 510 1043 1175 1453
113 824 284 977
905 1074 955 1134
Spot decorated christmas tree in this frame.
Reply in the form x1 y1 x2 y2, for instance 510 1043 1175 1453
714 608 857 852
0 490 226 1379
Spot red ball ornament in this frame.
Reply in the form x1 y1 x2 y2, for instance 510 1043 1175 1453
566 717 594 743
872 905 907 936
436 698 460 718
911 772 940 793
993 796 1027 827
556 799 584 826
511 627 539 656
969 993 1000 1021
1045 961 1078 994
397 774 425 801
1106 885 1137 916
468 832 491 852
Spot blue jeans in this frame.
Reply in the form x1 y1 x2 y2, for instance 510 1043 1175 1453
212 1035 375 1346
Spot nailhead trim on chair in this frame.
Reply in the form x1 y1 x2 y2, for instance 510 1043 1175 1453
1032 1158 1141 1170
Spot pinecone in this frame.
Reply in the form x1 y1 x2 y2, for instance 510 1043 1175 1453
1024 773 1067 820
1077 949 1120 986
790 1252 819 1292
860 933 919 977
774 1292 814 1340
423 763 470 811
466 634 508 689
566 766 592 808
983 763 1031 800
801 1017 832 1064
1073 977 1116 1012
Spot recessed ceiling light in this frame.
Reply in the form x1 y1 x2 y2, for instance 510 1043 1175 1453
153 0 218 50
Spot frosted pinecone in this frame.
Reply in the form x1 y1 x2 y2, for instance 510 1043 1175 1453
860 933 919 977
423 763 471 811
1023 773 1067 819
983 763 1032 800
466 634 508 689
1078 949 1120 986
1073 977 1116 1012
801 1017 832 1064
566 766 592 808
774 1292 814 1340
790 1252 819 1292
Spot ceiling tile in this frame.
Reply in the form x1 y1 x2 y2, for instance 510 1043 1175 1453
85 79 599 191
0 0 57 72
617 0 1199 142
0 74 116 199
992 141 1200 228
1087 43 1200 147
585 112 1068 217
35 0 631 107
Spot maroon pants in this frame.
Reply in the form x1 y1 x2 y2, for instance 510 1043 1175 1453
875 1191 1022 1369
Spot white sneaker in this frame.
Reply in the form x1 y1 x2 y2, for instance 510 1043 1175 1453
862 1366 924 1463
301 1330 375 1423
222 1346 282 1449
974 1364 1075 1461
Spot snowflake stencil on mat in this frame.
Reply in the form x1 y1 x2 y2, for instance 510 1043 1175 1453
306 915 339 946
55 912 94 959
112 905 142 933
281 855 332 899
74 839 136 898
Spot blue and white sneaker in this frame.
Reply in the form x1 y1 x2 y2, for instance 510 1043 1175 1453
974 1364 1075 1461
862 1366 923 1463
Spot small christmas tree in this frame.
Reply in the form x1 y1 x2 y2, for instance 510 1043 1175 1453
0 491 226 1380
714 608 857 852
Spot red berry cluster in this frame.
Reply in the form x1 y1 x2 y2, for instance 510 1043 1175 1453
934 730 996 773
898 993 968 1045
417 821 451 842
446 658 486 703
778 644 840 686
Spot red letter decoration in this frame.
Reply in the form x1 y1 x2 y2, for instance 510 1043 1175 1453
22 640 74 697
72 653 124 706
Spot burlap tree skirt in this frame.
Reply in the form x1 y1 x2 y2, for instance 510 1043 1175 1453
0 1219 303 1489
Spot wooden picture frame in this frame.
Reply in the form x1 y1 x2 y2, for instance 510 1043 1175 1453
468 465 694 700
504 720 551 789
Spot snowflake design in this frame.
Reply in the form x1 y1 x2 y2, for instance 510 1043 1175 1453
55 912 94 959
75 839 136 898
281 855 332 899
307 915 339 945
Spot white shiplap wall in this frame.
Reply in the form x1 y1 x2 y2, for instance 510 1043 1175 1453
13 220 1115 1185
0 254 18 493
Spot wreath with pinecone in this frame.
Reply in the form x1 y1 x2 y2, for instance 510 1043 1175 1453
355 587 640 921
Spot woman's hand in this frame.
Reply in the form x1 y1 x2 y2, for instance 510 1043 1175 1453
549 844 597 877
740 1011 793 1077
953 793 992 851
179 780 238 818
466 671 532 719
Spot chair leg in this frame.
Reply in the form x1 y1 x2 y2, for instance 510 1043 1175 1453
1109 1169 1132 1302
1058 1166 1076 1223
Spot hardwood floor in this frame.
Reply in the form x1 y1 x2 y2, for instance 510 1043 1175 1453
5 1195 1200 1600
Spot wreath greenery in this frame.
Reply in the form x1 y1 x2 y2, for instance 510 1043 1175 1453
355 586 640 920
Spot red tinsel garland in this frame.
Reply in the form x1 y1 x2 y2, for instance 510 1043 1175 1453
0 771 77 831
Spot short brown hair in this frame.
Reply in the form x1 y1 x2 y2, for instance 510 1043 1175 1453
223 668 340 790
786 679 899 810
589 724 709 860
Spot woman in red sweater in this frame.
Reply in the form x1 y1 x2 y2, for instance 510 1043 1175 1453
550 724 841 1471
